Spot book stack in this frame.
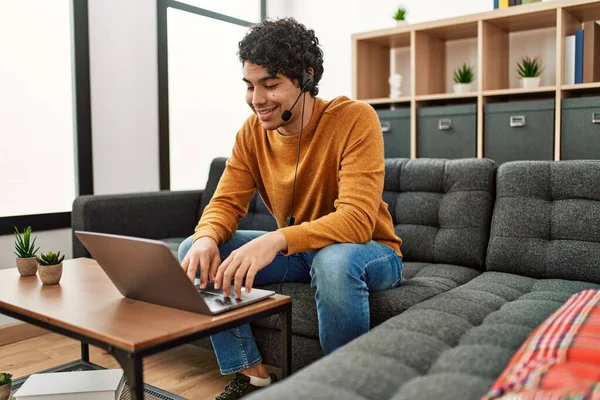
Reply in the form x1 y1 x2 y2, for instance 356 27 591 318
564 22 600 84
13 369 125 400
494 0 541 9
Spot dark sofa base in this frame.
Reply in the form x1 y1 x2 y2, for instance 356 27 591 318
248 272 600 400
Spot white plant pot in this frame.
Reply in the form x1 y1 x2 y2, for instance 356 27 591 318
453 83 473 93
520 77 541 89
396 20 408 27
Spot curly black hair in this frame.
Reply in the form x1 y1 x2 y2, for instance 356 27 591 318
238 18 324 96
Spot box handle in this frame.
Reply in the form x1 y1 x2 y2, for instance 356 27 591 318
438 119 452 130
593 112 600 124
510 115 525 128
381 121 391 133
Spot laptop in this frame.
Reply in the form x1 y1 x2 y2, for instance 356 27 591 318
74 231 275 315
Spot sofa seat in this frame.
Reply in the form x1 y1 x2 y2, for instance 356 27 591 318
251 261 481 339
249 271 600 400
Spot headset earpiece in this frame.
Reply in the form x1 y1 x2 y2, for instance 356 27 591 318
301 70 314 93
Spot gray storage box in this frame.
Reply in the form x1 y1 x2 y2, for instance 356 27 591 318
561 95 600 160
417 103 477 159
484 99 555 165
377 108 410 158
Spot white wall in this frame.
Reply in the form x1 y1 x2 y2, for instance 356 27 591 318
88 0 160 195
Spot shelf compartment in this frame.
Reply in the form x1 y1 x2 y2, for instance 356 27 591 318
414 21 479 96
482 16 557 91
560 7 600 86
354 31 411 100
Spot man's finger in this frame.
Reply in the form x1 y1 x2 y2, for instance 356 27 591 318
234 261 251 299
214 257 231 290
222 260 241 298
209 253 221 282
186 256 197 283
199 252 209 289
245 265 258 294
181 256 189 271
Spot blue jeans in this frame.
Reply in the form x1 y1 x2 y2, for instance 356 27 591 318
178 230 403 374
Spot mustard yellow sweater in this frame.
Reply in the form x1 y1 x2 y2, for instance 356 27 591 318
193 96 402 257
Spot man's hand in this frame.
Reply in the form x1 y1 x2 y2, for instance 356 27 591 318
214 231 287 299
180 237 221 289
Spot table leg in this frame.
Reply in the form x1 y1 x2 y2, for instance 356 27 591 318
81 342 89 362
280 303 292 378
111 347 144 400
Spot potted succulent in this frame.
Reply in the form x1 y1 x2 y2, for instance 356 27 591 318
517 56 543 89
393 6 408 26
453 63 475 93
14 226 40 276
37 250 65 285
0 372 12 400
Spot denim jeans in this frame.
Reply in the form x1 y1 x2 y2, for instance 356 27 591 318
178 230 403 374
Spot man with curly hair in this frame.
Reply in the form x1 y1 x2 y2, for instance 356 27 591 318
178 17 403 399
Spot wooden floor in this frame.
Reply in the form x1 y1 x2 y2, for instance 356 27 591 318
0 332 280 400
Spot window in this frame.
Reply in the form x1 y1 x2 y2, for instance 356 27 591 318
167 9 251 190
0 0 79 219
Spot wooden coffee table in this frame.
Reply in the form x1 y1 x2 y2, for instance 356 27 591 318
0 258 292 400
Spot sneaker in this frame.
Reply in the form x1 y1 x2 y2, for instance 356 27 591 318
215 372 278 400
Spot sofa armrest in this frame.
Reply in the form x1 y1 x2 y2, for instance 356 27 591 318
72 190 203 258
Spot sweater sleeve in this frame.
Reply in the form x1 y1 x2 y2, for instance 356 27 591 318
193 125 256 245
277 103 384 255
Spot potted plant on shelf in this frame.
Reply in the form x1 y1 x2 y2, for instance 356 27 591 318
14 226 40 276
453 63 475 93
37 250 65 285
0 372 12 400
517 56 543 89
393 6 408 26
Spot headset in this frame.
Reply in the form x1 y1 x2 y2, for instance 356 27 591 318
283 69 314 227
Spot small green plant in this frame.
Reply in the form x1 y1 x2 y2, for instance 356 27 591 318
0 373 12 386
393 6 407 21
14 226 39 259
37 250 65 266
517 56 543 78
453 63 475 84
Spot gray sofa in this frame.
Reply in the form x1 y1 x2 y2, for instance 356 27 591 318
72 158 600 399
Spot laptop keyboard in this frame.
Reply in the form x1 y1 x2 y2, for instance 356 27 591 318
198 289 243 307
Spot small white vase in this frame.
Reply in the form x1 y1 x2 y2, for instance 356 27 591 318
520 77 541 89
389 73 403 98
396 20 408 27
453 83 473 93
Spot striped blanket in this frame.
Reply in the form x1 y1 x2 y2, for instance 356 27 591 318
483 289 600 400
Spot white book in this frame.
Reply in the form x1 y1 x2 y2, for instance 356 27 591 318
564 35 576 85
13 369 125 400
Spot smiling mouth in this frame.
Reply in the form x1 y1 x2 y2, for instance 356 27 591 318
256 106 277 115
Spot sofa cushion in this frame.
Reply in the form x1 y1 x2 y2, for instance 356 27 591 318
384 158 496 270
483 289 600 399
199 157 279 231
487 161 600 283
248 271 600 400
253 261 480 338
